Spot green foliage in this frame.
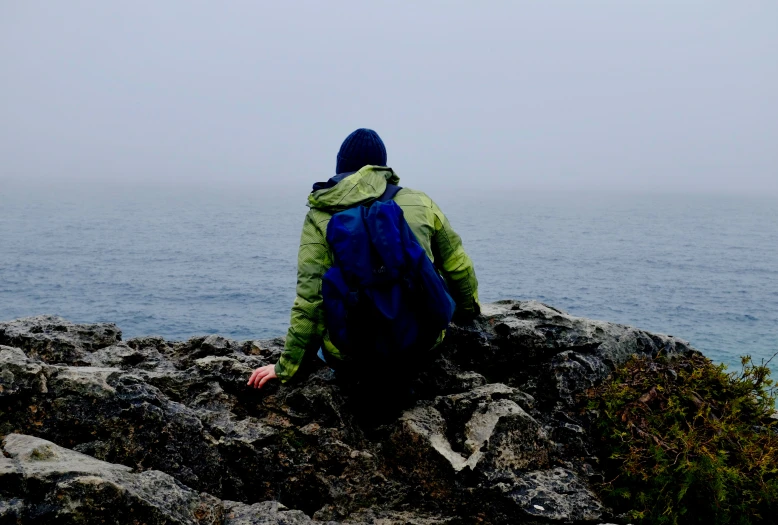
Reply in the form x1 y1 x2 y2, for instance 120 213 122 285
586 352 778 524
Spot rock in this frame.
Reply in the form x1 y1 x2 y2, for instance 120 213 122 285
0 498 25 523
444 301 692 405
490 468 605 522
1 433 224 524
86 341 175 371
0 302 695 523
389 404 465 497
225 500 323 524
0 315 121 365
0 345 51 396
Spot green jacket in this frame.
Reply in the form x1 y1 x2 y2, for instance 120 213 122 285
275 166 480 382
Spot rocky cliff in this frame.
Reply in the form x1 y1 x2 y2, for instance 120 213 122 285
0 301 694 524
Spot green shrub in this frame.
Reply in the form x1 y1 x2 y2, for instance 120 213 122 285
586 352 778 524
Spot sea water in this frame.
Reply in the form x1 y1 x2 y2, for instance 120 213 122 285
1 182 776 376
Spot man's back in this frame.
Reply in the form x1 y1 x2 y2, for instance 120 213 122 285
307 167 478 303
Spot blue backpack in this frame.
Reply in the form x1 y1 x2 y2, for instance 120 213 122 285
322 185 456 362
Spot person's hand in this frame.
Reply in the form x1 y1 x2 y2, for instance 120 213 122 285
247 364 277 389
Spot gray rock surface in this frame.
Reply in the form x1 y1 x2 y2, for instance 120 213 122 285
0 315 121 365
0 433 224 524
0 301 694 523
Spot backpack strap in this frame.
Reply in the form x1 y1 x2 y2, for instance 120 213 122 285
377 184 402 202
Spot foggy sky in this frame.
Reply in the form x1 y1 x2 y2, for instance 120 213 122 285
1 1 776 194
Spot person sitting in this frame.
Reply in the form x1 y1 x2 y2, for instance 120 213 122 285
247 128 480 393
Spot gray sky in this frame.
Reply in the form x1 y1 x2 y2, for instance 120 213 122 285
1 1 776 194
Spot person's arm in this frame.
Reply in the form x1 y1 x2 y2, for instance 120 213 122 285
248 211 331 388
430 200 480 319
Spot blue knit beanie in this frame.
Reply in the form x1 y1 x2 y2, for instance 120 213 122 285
336 128 387 174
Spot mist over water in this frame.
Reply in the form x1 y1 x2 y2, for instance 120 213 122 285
2 2 777 195
1 183 776 376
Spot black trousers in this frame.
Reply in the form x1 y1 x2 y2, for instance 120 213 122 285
329 354 417 427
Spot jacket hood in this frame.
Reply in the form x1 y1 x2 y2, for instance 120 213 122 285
307 166 401 212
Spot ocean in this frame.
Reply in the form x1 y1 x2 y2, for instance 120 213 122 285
1 182 777 376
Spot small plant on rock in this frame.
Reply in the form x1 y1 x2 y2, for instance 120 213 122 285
586 352 778 525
